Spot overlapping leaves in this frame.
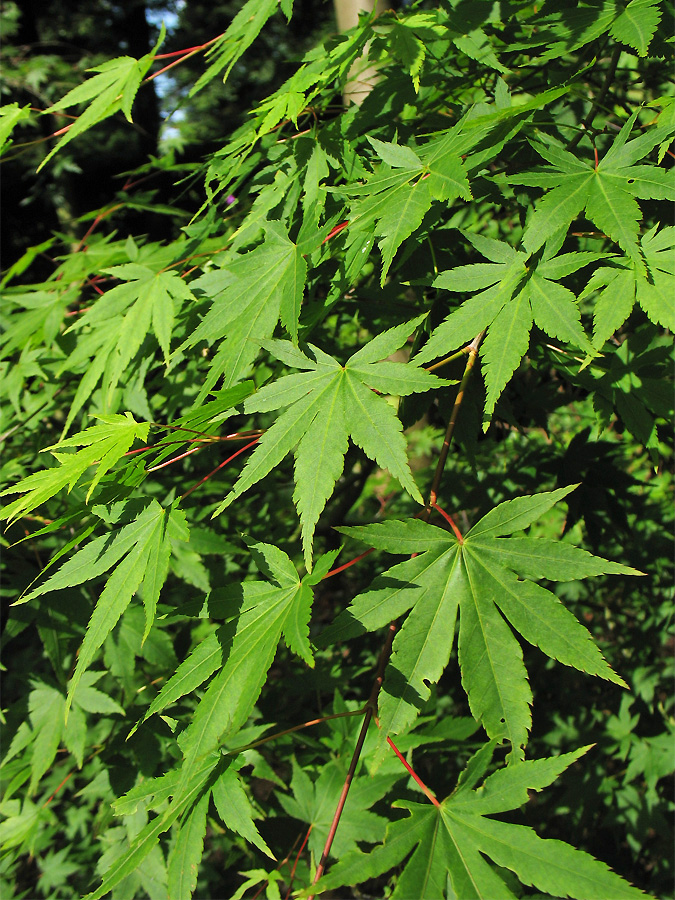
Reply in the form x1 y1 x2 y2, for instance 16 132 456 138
0 413 149 522
415 233 598 424
310 744 647 899
587 223 675 345
84 542 337 900
323 487 640 759
511 114 675 271
184 221 306 401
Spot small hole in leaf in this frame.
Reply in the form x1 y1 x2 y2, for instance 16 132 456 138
499 717 506 724
627 178 635 184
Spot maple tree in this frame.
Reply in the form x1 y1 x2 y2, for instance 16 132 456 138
1 0 673 898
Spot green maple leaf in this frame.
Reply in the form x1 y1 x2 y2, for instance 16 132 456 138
414 233 598 425
586 223 675 346
162 543 340 803
336 132 471 284
191 0 286 95
310 745 649 899
8 501 185 714
610 0 663 56
97 264 196 368
321 486 641 760
215 317 450 567
0 102 31 154
278 758 400 862
531 0 660 60
56 255 196 427
384 14 441 91
552 329 673 451
510 114 675 271
38 25 165 171
84 753 223 900
184 221 306 402
0 413 149 522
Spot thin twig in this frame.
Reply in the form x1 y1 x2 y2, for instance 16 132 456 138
225 708 365 756
180 437 259 499
568 46 622 151
425 344 470 373
307 622 397 898
427 331 484 513
284 826 313 900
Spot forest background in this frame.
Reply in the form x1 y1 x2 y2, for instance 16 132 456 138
0 0 673 898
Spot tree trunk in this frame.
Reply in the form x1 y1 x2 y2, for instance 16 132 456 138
333 0 386 105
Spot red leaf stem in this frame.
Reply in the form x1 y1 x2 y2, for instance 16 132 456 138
431 500 463 544
322 220 349 244
322 547 374 579
146 445 204 472
284 825 312 900
180 437 259 499
387 736 441 807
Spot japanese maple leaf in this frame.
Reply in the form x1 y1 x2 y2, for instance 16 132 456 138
184 221 307 402
414 232 598 424
278 757 401 861
335 132 472 285
214 316 451 567
311 744 648 899
321 486 641 760
509 113 675 271
585 223 675 346
151 542 342 803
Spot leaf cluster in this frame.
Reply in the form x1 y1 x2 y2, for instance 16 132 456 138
1 0 672 898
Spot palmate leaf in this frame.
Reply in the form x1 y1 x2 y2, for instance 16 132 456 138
214 317 449 567
8 500 185 714
61 262 197 410
530 0 659 61
191 0 289 96
384 15 438 92
338 130 472 283
278 758 401 862
38 25 165 172
84 753 223 900
323 487 641 759
66 502 182 712
101 264 196 367
4 673 124 794
311 746 649 900
585 224 675 346
511 116 675 271
0 413 149 523
415 234 597 425
184 221 306 402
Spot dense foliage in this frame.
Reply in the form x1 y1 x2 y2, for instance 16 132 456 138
1 1 673 898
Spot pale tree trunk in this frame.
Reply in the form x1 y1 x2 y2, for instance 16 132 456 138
333 0 386 105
